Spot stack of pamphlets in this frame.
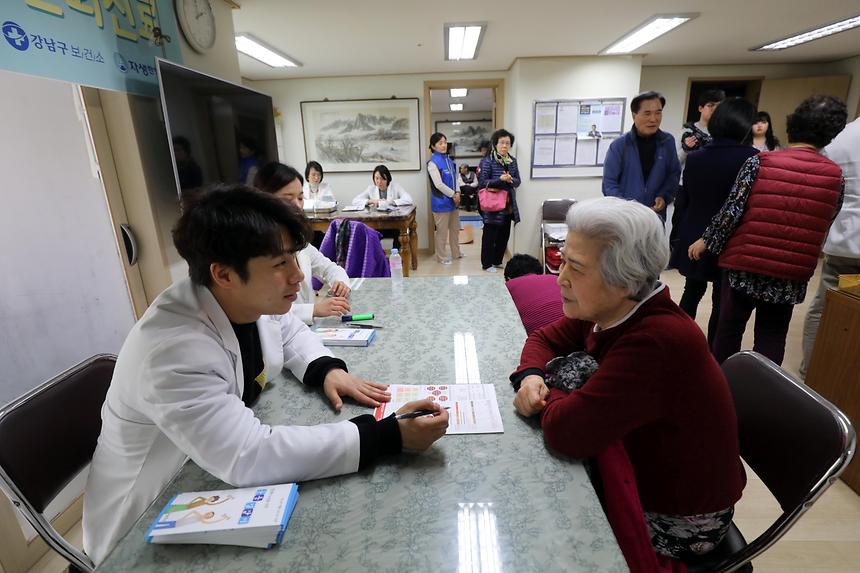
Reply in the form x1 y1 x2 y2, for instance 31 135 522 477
314 327 376 347
146 484 299 548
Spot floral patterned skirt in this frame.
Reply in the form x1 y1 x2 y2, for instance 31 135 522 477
644 507 734 560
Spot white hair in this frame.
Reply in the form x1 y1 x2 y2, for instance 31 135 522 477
565 197 669 300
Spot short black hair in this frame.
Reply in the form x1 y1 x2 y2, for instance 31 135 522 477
172 185 310 287
372 165 392 184
491 128 515 148
631 91 666 114
504 254 543 280
172 135 191 155
786 95 847 148
238 136 258 153
254 162 304 194
305 160 324 181
429 132 446 151
698 89 726 107
708 97 756 143
478 140 490 150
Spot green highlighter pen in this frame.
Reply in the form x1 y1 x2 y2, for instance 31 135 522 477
341 313 374 322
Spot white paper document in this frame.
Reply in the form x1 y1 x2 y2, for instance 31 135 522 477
533 135 557 166
374 384 504 434
575 138 598 166
554 135 577 165
535 103 558 134
556 103 579 133
597 136 617 165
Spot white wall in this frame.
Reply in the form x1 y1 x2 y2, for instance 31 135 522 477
827 55 860 117
247 70 510 250
640 61 853 144
508 56 644 258
177 0 241 84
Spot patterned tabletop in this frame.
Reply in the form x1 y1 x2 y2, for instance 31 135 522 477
98 277 627 573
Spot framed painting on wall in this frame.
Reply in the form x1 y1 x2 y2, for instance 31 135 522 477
434 119 492 158
300 98 421 172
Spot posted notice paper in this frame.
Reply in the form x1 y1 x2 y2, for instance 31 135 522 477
374 384 504 434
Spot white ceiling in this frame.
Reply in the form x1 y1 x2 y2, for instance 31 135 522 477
231 1 860 80
430 88 495 113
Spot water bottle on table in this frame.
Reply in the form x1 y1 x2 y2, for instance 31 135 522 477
389 248 403 282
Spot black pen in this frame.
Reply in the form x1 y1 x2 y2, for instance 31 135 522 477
395 407 450 420
345 323 382 329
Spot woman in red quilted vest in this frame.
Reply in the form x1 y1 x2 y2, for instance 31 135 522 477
689 95 847 366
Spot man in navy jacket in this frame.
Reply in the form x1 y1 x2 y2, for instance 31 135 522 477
602 91 681 220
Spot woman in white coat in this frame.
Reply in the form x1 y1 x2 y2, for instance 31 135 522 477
256 162 351 323
302 160 336 203
352 164 413 208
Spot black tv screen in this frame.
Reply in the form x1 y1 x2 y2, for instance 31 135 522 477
157 59 277 197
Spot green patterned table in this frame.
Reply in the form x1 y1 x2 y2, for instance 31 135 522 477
98 277 627 573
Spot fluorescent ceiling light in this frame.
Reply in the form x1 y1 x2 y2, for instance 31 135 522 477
753 14 860 50
445 24 485 60
452 121 462 125
602 14 697 54
450 103 464 111
235 34 300 67
450 88 468 98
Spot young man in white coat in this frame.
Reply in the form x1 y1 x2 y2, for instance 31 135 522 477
83 187 448 565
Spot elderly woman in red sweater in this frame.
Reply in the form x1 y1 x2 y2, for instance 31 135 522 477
512 197 745 563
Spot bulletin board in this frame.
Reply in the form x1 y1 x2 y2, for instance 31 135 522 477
530 98 626 179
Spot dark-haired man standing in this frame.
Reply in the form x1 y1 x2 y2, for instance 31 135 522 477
602 91 681 219
83 187 448 565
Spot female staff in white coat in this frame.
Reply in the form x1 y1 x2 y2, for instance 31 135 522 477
82 188 448 565
256 162 350 323
352 165 413 207
302 160 336 203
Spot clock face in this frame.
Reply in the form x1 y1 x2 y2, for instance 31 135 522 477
175 0 216 53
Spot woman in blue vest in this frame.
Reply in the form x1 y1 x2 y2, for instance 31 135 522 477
427 132 461 264
479 129 521 272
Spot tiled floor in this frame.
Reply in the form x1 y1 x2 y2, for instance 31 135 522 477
30 223 860 573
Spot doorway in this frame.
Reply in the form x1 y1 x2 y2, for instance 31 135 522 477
423 79 504 264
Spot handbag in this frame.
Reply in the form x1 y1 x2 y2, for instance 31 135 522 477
478 187 508 212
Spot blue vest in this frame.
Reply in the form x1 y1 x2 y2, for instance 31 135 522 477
428 152 456 213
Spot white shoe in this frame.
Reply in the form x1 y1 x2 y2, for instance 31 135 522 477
440 258 452 265
483 267 497 273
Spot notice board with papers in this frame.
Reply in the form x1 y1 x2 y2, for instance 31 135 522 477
530 98 626 179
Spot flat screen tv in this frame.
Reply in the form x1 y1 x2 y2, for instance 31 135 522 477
156 59 278 197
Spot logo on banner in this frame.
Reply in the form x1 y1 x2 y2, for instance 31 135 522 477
2 21 29 51
114 51 129 73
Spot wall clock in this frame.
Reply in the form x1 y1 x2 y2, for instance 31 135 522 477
175 0 216 54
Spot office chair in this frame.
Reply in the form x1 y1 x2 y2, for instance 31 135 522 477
687 351 856 573
0 354 116 573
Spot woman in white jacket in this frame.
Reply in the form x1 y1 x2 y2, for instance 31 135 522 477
352 164 413 208
302 160 336 204
256 162 351 323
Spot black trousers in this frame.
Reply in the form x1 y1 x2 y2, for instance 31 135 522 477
481 216 511 269
678 275 722 348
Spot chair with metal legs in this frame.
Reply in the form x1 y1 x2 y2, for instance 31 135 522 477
0 354 116 573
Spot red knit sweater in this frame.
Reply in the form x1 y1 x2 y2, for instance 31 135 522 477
514 287 746 515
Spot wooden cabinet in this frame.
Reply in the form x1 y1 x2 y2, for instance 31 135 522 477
806 288 860 494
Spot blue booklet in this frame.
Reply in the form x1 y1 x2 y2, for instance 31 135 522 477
146 483 299 548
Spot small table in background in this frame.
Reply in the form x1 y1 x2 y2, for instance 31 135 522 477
306 205 418 277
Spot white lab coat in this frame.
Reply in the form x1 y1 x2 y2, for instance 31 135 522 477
302 181 336 203
83 278 360 565
352 181 413 206
823 117 860 258
291 244 350 324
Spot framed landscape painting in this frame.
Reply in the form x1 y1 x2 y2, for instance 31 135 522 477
300 98 421 172
434 119 493 158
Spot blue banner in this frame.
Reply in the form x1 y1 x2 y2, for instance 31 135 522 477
1 1 183 96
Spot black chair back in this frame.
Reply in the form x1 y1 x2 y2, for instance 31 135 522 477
541 198 576 222
722 351 854 512
0 354 115 572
